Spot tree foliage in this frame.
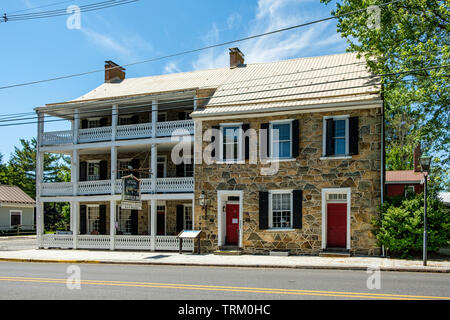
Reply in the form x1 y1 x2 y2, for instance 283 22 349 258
321 0 449 189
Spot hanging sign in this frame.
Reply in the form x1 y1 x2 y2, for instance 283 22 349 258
121 174 142 210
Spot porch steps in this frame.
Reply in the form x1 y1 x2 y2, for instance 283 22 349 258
214 246 242 256
319 248 351 258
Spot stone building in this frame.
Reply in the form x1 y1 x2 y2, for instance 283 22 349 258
36 49 383 255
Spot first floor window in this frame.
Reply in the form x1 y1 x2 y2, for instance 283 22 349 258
87 206 100 234
270 192 292 229
404 185 415 197
10 211 21 226
87 162 100 181
271 122 292 159
118 208 132 234
184 205 193 230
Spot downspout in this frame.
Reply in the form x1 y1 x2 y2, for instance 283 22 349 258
380 89 386 257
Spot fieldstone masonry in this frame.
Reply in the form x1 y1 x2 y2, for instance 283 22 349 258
194 108 382 256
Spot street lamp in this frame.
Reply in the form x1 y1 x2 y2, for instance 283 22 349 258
419 153 432 266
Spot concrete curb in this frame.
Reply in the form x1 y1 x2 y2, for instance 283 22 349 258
0 257 448 273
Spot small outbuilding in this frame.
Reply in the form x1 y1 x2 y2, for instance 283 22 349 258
0 185 36 234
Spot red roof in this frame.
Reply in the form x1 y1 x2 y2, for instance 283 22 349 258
385 170 423 184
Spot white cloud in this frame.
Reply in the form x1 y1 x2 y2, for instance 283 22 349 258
191 0 346 70
164 61 181 74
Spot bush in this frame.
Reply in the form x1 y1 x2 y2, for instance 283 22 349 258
372 193 450 258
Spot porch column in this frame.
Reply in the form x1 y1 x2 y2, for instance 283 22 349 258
37 112 44 147
111 104 118 141
111 146 117 195
151 100 158 192
73 109 79 144
71 201 78 249
36 150 44 248
150 199 157 251
71 149 79 196
110 200 116 250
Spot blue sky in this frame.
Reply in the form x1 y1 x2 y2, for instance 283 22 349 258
0 0 346 160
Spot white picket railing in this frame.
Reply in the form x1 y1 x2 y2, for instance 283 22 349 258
156 177 194 192
77 235 111 249
42 234 73 248
41 234 193 251
41 120 194 146
78 180 111 195
156 120 194 137
42 130 73 146
116 122 152 140
41 182 73 196
78 126 112 143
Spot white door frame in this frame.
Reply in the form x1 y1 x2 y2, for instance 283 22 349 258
217 190 243 247
321 188 351 250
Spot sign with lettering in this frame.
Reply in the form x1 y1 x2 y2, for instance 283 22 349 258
121 175 141 210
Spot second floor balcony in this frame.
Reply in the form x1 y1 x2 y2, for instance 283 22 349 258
41 119 194 146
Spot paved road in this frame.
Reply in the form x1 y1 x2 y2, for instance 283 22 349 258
0 261 448 300
0 237 36 251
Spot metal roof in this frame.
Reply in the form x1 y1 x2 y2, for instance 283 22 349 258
0 185 36 206
385 170 423 183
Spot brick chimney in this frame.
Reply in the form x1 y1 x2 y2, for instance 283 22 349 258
105 60 126 83
229 47 245 68
413 144 421 172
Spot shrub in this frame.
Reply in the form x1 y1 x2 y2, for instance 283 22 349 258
372 193 450 258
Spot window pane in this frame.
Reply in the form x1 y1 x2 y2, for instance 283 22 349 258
273 123 290 140
334 120 345 137
334 138 346 155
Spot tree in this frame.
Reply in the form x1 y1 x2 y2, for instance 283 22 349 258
321 0 449 189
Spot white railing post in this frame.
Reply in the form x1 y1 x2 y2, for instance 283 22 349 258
71 149 78 196
150 199 156 251
73 109 79 144
111 146 117 195
72 201 78 249
110 200 116 250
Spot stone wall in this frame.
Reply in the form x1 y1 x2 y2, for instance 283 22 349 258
193 107 382 256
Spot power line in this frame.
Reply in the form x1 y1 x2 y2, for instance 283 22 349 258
0 64 447 128
6 0 77 15
1 0 138 23
0 0 403 89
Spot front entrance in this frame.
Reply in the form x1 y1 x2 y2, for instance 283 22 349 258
225 204 239 245
326 203 347 248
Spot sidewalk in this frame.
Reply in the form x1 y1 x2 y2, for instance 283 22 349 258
0 249 448 273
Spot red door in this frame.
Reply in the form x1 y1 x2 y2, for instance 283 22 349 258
226 204 239 245
327 203 347 248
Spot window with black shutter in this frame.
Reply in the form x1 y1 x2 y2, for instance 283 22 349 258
81 119 88 129
292 120 299 158
130 210 138 235
325 118 335 156
80 205 87 234
324 116 359 157
176 205 184 233
259 191 269 230
79 161 87 181
99 205 107 235
292 190 303 229
211 125 220 160
99 117 108 127
242 123 250 160
260 123 270 159
99 160 108 180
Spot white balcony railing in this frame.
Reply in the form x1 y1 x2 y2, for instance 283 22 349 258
40 177 194 197
41 120 194 146
42 234 194 251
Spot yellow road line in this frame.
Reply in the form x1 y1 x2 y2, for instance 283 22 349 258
0 276 450 300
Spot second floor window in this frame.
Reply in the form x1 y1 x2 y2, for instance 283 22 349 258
87 162 100 181
221 125 242 161
118 160 131 178
271 122 292 159
88 119 101 128
323 116 359 157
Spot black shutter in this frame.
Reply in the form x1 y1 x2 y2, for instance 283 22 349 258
79 205 87 234
211 125 220 160
259 191 269 230
99 117 107 127
292 190 303 229
242 123 250 160
325 118 335 156
99 160 108 180
176 205 184 233
130 159 140 178
131 115 139 124
176 164 184 177
260 123 270 159
349 116 359 155
99 205 107 235
130 210 138 235
292 119 299 158
79 161 87 181
81 119 88 129
178 112 186 120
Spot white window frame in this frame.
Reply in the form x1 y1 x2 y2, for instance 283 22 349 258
219 123 243 163
321 115 351 159
87 205 100 234
9 210 22 227
87 160 101 181
183 204 193 230
117 158 132 178
404 185 415 197
268 190 294 230
117 207 132 235
270 120 293 160
157 155 167 178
